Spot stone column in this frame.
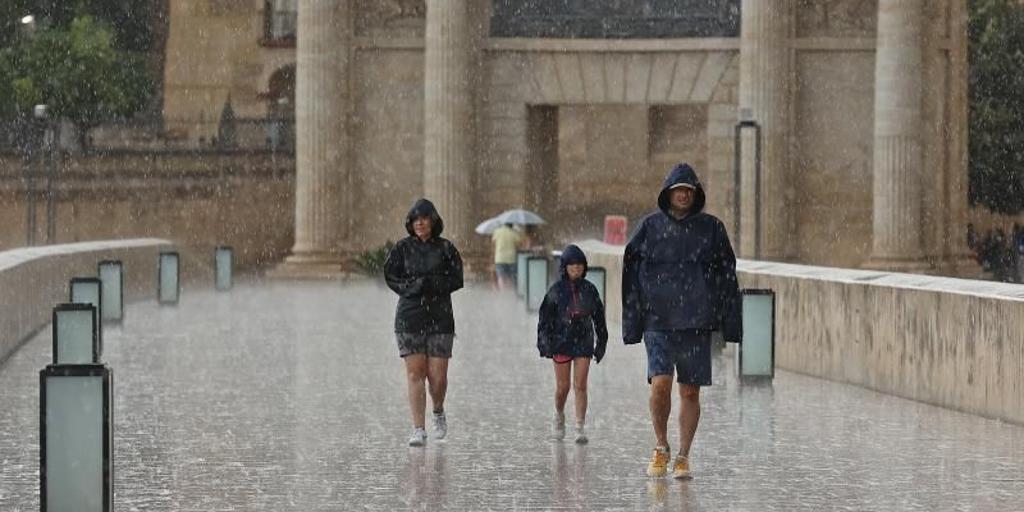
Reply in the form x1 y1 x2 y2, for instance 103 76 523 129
423 0 476 248
943 0 979 276
865 0 928 270
738 0 792 260
276 1 352 277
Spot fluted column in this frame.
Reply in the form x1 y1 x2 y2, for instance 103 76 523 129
866 0 927 269
738 0 792 260
278 1 352 276
423 0 476 247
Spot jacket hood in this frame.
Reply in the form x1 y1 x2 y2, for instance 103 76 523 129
405 198 444 238
657 163 706 215
559 244 588 279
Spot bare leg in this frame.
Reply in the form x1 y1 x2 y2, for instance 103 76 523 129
572 357 591 426
404 355 428 428
650 375 673 448
425 357 449 413
553 360 571 414
678 384 701 457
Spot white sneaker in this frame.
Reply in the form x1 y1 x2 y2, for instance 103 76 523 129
408 427 427 447
432 411 447 440
552 412 566 441
574 425 588 444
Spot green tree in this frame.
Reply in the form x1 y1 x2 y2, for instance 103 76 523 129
0 15 150 147
969 0 1024 213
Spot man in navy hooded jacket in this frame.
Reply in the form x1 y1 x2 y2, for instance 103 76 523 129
622 162 741 479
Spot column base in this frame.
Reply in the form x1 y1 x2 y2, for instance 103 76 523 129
860 256 934 274
267 251 350 280
936 253 984 280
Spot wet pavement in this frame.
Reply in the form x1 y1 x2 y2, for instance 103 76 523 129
1 280 1023 511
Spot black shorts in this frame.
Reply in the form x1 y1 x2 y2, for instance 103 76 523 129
396 332 454 358
643 330 712 386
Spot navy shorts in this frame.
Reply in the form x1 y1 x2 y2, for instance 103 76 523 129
643 330 712 386
396 332 454 358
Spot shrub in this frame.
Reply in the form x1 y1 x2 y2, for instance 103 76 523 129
353 241 395 276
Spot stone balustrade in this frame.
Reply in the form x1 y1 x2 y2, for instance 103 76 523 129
0 239 177 363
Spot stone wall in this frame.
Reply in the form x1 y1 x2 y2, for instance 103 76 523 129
0 239 181 364
0 152 295 269
577 240 1024 425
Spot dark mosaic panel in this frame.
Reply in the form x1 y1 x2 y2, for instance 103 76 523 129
491 0 741 38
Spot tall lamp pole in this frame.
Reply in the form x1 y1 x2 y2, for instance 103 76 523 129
21 14 37 246
34 104 57 244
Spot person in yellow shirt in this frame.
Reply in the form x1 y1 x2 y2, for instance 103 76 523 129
491 223 524 290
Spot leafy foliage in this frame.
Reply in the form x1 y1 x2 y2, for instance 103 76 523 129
353 241 396 276
0 1 157 51
0 15 151 141
968 0 1024 213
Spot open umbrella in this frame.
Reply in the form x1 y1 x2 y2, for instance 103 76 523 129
494 208 546 226
474 216 503 235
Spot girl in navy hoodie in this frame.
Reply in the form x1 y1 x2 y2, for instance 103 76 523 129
537 245 608 443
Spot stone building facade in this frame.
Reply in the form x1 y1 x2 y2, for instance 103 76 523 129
162 0 973 276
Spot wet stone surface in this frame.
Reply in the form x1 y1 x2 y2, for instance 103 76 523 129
2 280 1023 511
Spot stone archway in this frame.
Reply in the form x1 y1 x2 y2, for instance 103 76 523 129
480 45 740 243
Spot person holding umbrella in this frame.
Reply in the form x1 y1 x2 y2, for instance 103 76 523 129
384 198 464 446
491 223 524 291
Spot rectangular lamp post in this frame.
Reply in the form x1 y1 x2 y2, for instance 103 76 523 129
585 266 607 304
526 256 549 312
215 246 233 291
158 251 180 305
735 288 775 382
40 364 113 512
52 304 99 365
97 261 123 323
69 277 103 353
516 251 530 299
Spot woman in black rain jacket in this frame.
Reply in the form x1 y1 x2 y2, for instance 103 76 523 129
384 198 463 447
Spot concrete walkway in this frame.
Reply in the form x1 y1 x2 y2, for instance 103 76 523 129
1 281 1022 511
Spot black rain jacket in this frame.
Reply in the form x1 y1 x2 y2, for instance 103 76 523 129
537 245 609 362
622 163 742 344
384 199 464 334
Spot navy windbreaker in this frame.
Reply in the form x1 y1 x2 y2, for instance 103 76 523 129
621 163 742 344
537 245 609 361
384 199 464 334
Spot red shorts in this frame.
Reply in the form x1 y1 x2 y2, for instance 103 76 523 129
552 354 573 364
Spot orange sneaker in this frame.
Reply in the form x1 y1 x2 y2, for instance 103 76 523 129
672 455 692 480
646 446 671 477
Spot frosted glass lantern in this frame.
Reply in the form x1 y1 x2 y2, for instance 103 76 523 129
735 289 775 381
158 251 180 305
52 304 98 365
97 261 123 322
215 246 233 291
40 364 113 512
526 257 549 312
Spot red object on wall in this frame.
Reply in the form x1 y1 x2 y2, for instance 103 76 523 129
604 215 628 245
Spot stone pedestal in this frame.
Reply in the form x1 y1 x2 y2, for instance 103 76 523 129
273 1 352 278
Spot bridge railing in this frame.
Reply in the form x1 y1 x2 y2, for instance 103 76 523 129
0 239 173 364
